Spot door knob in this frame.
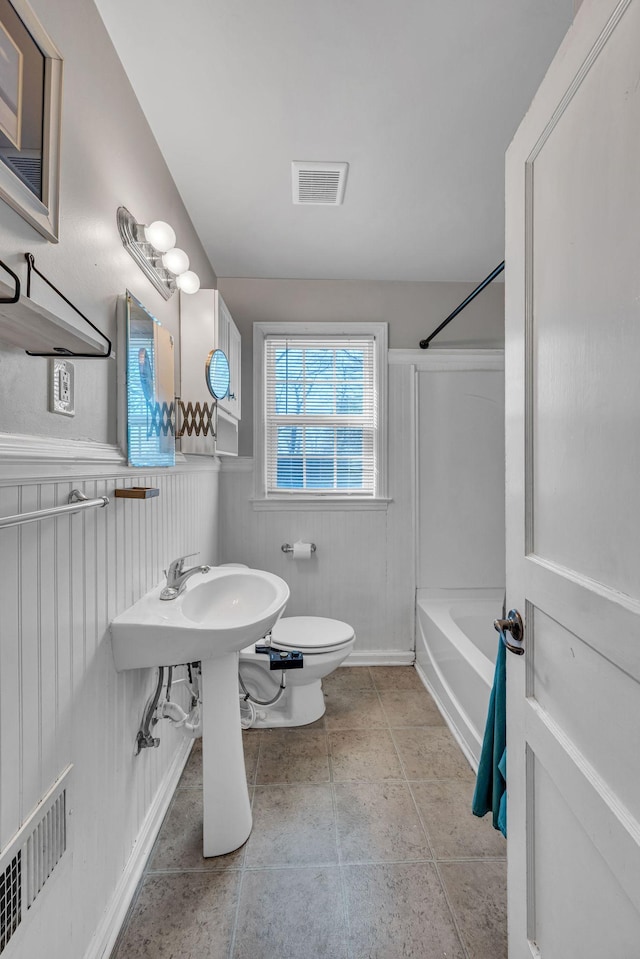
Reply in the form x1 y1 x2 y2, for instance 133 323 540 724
494 609 525 655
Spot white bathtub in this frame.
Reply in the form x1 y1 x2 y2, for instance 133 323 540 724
415 588 504 771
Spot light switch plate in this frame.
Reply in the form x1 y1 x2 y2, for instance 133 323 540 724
50 358 75 416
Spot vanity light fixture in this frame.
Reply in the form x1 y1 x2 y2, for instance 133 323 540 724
162 247 190 275
175 270 201 294
143 220 176 252
117 207 200 300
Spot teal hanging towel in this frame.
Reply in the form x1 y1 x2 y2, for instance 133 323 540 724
472 635 507 837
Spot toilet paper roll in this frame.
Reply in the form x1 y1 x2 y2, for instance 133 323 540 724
292 541 313 560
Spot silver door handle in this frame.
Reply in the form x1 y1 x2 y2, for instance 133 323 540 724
494 609 525 655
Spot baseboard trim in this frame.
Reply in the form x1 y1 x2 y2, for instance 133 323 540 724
344 649 415 667
84 738 192 959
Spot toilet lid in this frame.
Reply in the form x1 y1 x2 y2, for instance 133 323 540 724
270 616 355 654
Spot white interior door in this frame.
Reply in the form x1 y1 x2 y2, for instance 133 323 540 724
505 0 640 955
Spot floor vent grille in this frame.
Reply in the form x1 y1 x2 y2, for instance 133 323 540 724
0 767 71 955
24 790 66 909
0 854 21 954
292 161 349 205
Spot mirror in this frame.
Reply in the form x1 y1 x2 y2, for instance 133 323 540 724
205 348 230 400
125 292 175 467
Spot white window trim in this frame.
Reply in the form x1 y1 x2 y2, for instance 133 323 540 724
253 322 389 509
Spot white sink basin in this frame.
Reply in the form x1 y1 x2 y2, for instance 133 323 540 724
110 566 289 671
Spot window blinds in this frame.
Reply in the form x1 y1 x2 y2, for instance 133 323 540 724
264 335 378 496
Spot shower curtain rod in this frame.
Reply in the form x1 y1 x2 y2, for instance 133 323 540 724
419 261 505 349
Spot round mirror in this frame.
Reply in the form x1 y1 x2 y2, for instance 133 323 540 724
205 348 230 399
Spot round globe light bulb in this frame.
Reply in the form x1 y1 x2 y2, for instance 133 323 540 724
176 271 201 294
143 220 176 253
161 247 190 275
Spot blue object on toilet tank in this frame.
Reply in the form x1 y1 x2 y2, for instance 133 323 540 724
472 635 507 837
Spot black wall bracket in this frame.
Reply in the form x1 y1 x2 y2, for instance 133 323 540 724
24 253 112 358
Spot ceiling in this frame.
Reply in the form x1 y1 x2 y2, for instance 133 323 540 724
95 0 574 282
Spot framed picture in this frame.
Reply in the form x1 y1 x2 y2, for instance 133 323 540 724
0 0 62 242
0 22 23 149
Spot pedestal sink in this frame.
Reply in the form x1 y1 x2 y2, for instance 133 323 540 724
110 566 289 856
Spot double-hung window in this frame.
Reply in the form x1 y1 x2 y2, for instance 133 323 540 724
254 322 388 506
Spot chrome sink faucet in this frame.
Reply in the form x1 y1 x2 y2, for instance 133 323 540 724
160 553 211 601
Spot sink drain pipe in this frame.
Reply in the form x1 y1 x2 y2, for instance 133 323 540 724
136 666 165 752
160 666 202 738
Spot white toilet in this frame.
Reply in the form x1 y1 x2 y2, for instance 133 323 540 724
239 615 356 728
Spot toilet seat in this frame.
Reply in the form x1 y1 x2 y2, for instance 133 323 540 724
269 616 354 655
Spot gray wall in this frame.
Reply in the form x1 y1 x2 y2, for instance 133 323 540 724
218 276 504 455
0 0 217 445
0 5 219 957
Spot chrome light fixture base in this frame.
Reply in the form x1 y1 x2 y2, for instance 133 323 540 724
117 206 177 300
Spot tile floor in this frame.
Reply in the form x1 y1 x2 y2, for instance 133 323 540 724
111 666 507 959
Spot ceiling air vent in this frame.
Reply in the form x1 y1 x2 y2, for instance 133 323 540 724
292 161 349 205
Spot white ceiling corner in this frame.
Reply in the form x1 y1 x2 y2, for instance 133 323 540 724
95 0 574 282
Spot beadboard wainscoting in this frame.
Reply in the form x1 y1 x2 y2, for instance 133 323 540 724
0 439 220 959
219 362 416 660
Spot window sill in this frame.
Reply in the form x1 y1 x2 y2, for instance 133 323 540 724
250 497 392 512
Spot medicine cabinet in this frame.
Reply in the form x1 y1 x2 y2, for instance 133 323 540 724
179 289 241 456
118 291 175 467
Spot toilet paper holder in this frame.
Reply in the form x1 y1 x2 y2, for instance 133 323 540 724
281 542 317 554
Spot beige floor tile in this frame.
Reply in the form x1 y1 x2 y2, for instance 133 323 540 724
178 739 202 787
298 712 327 729
378 688 445 727
411 780 507 859
329 729 406 782
245 784 338 867
329 728 404 782
255 728 330 784
148 788 246 872
343 862 465 959
242 729 261 784
113 871 240 959
440 860 508 959
324 687 387 730
179 733 261 787
233 866 348 959
322 666 375 692
118 664 502 959
335 782 431 863
393 727 475 780
369 665 423 690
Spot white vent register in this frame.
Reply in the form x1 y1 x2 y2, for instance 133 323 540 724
292 161 349 205
0 767 71 955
